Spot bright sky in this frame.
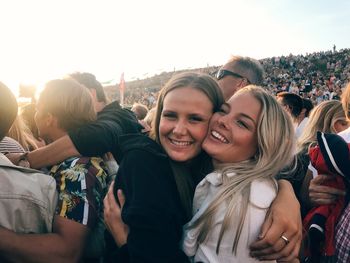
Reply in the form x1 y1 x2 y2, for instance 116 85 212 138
1 0 349 95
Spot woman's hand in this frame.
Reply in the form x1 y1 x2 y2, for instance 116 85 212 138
250 180 302 262
103 182 129 247
309 174 345 206
4 153 22 165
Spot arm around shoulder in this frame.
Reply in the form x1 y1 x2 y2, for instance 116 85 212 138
27 135 79 169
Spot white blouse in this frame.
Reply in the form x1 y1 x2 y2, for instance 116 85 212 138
182 171 277 263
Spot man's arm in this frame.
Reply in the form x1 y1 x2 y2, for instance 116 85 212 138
27 136 79 169
0 216 89 263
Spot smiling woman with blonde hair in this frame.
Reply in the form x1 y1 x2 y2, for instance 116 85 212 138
183 85 296 262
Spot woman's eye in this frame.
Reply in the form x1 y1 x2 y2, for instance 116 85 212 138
189 116 203 122
162 113 176 119
236 120 248 128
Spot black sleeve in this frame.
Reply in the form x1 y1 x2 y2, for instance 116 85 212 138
115 149 190 263
69 118 121 157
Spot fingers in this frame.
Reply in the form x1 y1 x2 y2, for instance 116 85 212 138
251 230 301 261
104 182 120 220
312 174 331 184
250 210 301 260
309 176 346 206
106 182 121 209
117 189 126 210
258 209 273 240
277 243 301 262
310 184 345 196
311 175 345 195
309 193 338 205
4 153 22 165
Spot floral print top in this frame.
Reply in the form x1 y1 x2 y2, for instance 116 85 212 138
50 156 108 228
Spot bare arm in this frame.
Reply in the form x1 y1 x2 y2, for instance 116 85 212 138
250 179 302 262
0 216 89 263
27 135 79 169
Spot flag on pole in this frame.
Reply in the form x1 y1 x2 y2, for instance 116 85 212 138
119 72 125 107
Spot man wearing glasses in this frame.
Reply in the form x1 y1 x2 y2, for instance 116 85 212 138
216 56 264 100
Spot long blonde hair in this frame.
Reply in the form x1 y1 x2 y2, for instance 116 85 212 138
189 85 295 254
297 100 346 154
7 115 38 151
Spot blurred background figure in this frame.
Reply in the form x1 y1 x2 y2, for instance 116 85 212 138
20 103 46 148
131 102 149 120
295 98 314 138
7 115 38 151
277 92 304 136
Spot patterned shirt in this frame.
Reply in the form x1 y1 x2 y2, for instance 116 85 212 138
50 156 108 228
335 204 350 263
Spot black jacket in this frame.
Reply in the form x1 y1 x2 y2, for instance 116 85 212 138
105 134 190 263
69 102 142 162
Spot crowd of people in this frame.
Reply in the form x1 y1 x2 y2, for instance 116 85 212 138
122 48 350 109
0 53 349 263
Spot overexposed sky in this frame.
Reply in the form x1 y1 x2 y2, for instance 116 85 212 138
0 0 349 94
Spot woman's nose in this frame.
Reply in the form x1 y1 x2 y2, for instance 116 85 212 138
172 121 187 136
217 115 229 129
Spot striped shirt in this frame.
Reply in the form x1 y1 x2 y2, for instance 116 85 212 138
0 137 25 154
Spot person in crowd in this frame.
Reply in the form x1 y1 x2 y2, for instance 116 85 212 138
7 115 38 151
302 131 349 263
140 107 156 134
296 100 349 211
334 82 350 262
295 98 314 138
215 56 264 100
131 102 153 134
0 82 57 262
307 82 350 262
276 92 304 132
0 136 25 154
104 73 301 262
6 72 142 169
131 102 149 120
68 72 109 113
20 103 46 148
182 85 295 262
66 72 121 179
0 79 108 263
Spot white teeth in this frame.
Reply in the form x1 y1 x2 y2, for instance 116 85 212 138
170 139 191 146
211 130 228 143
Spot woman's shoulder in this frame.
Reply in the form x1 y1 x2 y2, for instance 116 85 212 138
250 178 277 209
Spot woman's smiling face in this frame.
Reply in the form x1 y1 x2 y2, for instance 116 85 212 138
159 86 213 162
202 92 261 165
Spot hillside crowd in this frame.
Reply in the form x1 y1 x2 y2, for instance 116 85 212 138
122 48 350 108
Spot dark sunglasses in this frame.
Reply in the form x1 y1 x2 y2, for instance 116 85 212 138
216 69 248 82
